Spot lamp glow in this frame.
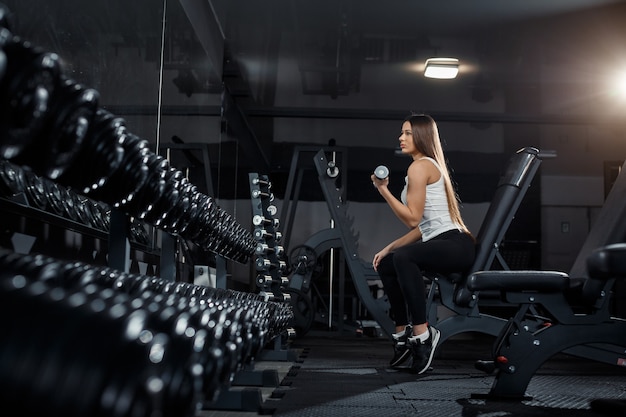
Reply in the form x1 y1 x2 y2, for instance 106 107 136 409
424 58 459 79
617 71 626 98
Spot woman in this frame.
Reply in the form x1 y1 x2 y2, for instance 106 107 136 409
371 114 475 374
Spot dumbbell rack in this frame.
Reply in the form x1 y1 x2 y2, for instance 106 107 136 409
202 173 296 412
248 173 297 356
249 173 290 303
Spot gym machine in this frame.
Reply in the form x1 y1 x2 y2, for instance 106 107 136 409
278 146 393 336
469 243 626 400
311 149 395 336
278 145 348 335
464 160 626 399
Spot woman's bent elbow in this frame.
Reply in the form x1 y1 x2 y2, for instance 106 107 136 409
406 219 420 229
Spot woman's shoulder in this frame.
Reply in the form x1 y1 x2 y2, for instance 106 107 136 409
407 158 432 179
408 157 438 172
408 157 442 184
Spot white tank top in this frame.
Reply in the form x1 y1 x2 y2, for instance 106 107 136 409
400 157 461 242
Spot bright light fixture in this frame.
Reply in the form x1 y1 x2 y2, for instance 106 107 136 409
424 58 459 79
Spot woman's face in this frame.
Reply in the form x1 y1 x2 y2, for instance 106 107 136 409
398 121 416 156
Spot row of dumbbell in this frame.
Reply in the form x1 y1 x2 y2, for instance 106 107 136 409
0 249 293 417
0 248 293 344
0 158 151 244
0 4 255 262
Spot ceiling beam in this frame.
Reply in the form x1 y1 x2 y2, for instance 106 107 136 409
178 0 224 84
104 104 625 127
177 0 271 172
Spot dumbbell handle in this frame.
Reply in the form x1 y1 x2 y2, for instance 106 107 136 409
374 165 389 180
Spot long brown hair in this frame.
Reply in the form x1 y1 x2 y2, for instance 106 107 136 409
405 114 472 236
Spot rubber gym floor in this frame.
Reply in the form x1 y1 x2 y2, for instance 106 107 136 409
199 329 626 417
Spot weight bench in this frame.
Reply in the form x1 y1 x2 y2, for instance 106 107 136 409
468 243 626 399
425 146 542 346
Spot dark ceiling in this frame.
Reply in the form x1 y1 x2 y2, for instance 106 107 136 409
6 0 626 123
216 0 626 113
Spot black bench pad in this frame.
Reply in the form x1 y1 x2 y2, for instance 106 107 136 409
467 270 569 292
587 243 626 279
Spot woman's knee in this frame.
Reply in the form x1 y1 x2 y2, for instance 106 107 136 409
392 246 414 267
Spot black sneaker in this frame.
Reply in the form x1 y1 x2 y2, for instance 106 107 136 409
408 326 441 374
389 325 412 367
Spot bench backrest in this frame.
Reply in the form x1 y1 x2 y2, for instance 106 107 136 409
454 147 542 305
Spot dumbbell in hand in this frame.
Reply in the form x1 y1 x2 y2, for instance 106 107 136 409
371 165 389 190
374 165 389 180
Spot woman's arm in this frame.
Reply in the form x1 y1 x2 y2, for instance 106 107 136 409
371 159 429 228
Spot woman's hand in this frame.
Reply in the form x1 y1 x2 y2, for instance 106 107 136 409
371 173 388 191
372 246 390 271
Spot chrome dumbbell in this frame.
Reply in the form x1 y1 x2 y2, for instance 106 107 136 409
374 165 389 180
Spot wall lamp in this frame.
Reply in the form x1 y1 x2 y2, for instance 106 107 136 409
424 58 459 79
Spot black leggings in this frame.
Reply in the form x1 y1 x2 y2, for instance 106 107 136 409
377 229 475 326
